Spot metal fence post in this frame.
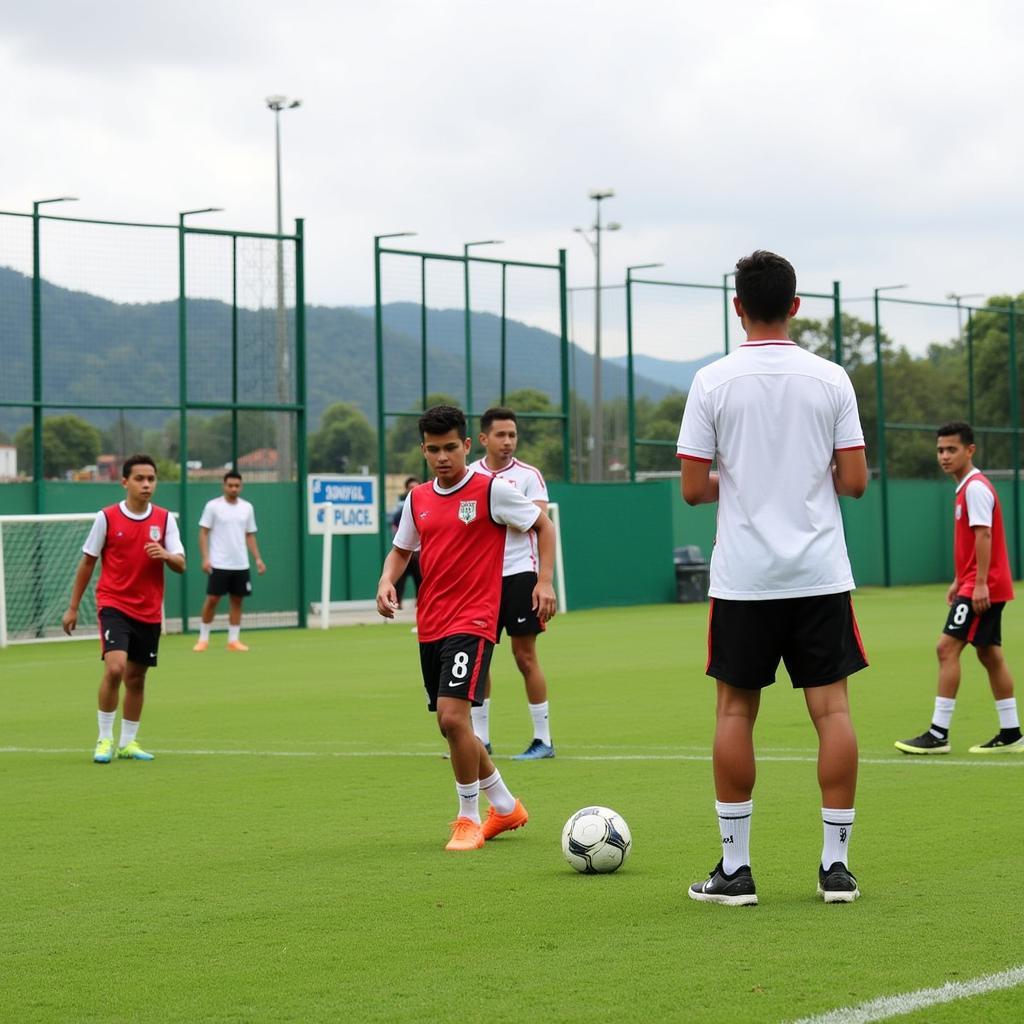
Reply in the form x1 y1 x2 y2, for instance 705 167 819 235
1009 302 1021 578
177 216 190 632
966 308 975 427
832 281 842 365
463 255 473 418
873 290 891 587
295 219 308 628
30 206 44 513
625 268 636 482
373 237 388 565
559 249 571 482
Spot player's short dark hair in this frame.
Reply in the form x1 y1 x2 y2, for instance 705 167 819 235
734 250 797 324
480 407 517 432
937 421 974 444
419 405 467 440
122 453 157 478
224 470 242 482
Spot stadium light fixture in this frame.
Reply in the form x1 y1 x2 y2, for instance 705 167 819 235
178 207 223 227
626 262 663 278
32 196 78 214
575 189 619 481
464 240 503 257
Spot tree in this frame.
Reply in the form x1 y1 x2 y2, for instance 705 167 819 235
15 415 102 478
308 403 376 473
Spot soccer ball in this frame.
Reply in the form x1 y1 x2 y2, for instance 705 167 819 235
561 806 632 874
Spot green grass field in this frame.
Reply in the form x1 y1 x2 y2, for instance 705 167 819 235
2 585 1022 1023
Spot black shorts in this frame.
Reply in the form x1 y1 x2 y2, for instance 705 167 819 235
943 598 1005 647
98 607 161 667
706 592 868 690
207 568 253 598
497 571 546 640
419 634 494 712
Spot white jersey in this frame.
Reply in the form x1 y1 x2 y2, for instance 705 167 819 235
198 496 257 570
677 340 865 600
469 457 548 576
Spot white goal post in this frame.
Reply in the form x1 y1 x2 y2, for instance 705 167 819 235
0 513 178 647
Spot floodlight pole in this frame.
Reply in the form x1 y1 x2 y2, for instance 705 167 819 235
266 96 301 483
873 283 908 587
625 262 664 482
30 196 77 512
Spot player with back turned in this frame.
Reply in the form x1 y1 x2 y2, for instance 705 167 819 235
376 405 558 851
895 422 1023 755
62 454 186 763
678 251 869 906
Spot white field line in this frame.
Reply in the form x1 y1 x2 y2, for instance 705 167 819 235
0 746 1021 767
786 964 1024 1024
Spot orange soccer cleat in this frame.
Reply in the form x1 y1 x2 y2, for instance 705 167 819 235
192 640 209 653
226 640 250 652
445 817 485 851
481 799 529 841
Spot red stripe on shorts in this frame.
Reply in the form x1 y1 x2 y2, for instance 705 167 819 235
706 598 715 673
967 612 981 644
467 638 485 701
850 597 869 664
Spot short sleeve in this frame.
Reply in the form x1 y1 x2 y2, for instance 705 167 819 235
490 479 541 533
164 514 185 556
834 373 865 451
246 503 257 533
82 511 107 557
676 372 715 462
393 492 421 552
520 465 548 502
965 480 995 527
198 500 215 529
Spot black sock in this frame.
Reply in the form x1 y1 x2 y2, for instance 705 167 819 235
999 726 1022 742
929 723 949 739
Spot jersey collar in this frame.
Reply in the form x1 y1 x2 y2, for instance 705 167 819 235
119 500 153 521
739 339 797 347
432 472 476 496
955 467 981 493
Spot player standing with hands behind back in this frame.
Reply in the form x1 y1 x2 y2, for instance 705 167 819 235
377 405 557 852
63 454 185 763
678 251 869 905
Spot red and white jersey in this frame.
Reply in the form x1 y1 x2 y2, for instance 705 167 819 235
677 340 864 600
469 457 548 576
393 471 541 643
83 502 184 624
954 469 1014 602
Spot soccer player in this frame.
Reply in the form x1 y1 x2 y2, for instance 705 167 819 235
389 476 421 610
193 470 265 652
62 454 186 763
895 422 1023 755
469 407 555 760
678 251 869 906
376 405 557 851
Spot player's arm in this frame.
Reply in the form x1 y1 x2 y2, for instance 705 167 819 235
62 554 98 635
198 525 212 573
972 525 993 614
832 448 868 498
246 532 266 575
680 459 719 506
528 513 557 622
377 546 413 618
146 545 186 574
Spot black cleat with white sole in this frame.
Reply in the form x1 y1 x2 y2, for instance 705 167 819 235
688 860 758 906
818 861 860 903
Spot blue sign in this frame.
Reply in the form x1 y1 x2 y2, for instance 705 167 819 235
307 474 378 535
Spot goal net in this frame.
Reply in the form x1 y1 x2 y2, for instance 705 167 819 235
0 513 177 647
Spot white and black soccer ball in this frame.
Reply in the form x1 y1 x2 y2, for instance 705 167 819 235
561 806 632 874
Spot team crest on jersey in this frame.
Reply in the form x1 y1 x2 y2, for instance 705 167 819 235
458 500 477 524
149 525 162 541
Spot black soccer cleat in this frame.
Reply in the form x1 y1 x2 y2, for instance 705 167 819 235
818 862 860 903
894 730 950 755
688 860 758 906
968 731 1024 754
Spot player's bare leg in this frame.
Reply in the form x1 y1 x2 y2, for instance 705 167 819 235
97 650 127 716
804 680 857 809
436 697 485 849
194 594 220 652
805 680 859 900
936 634 966 698
970 646 1024 753
712 682 759 802
510 634 554 759
226 595 248 651
476 711 529 841
115 661 154 761
895 634 965 754
977 645 1014 700
470 674 493 751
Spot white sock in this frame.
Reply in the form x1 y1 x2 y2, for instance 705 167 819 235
455 781 480 824
479 769 516 815
931 696 956 735
715 799 752 875
822 807 855 869
97 710 116 742
199 622 212 642
471 699 491 745
119 719 140 748
995 698 1020 731
529 701 551 745
228 625 241 643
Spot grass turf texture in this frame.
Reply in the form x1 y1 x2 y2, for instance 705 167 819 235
2 585 1022 1024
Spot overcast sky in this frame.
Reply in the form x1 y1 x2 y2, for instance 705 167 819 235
2 0 1021 359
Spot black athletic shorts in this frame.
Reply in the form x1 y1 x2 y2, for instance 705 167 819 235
706 592 868 690
207 568 253 598
419 634 494 712
943 598 1005 647
98 607 161 667
497 571 546 640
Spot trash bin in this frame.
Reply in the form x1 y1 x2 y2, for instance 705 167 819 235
674 545 709 603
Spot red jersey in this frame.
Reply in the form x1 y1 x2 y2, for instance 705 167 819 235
95 503 172 623
407 473 510 643
954 471 1014 602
